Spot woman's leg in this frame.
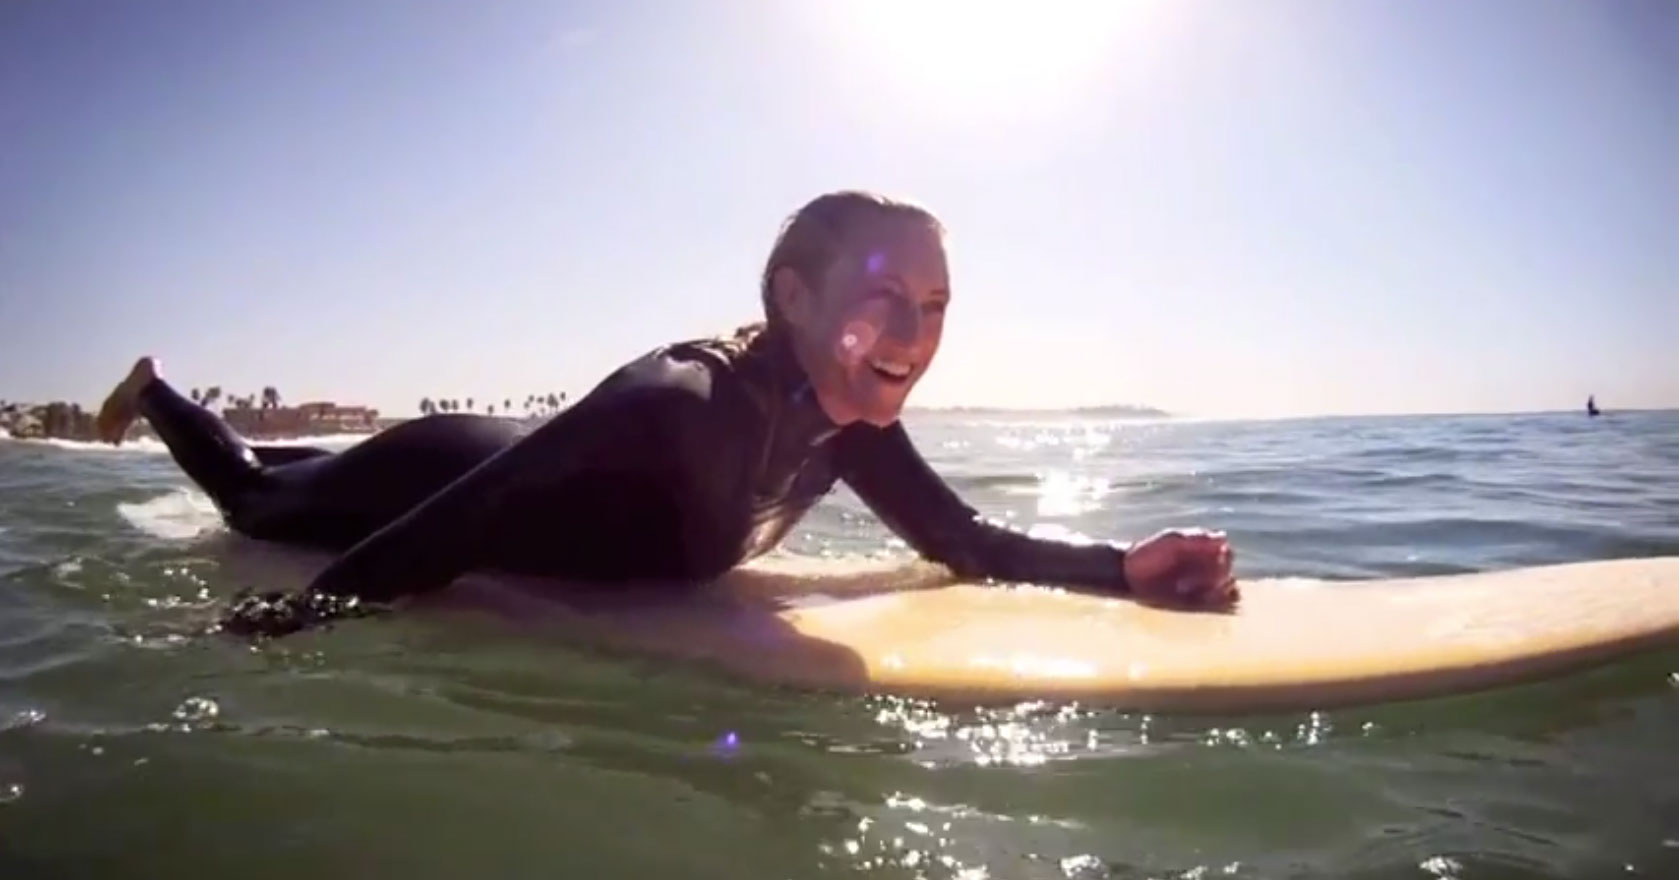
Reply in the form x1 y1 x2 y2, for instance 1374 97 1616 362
98 358 525 549
251 445 334 467
96 357 267 518
250 413 524 548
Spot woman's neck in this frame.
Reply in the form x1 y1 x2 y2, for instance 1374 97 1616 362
752 324 851 436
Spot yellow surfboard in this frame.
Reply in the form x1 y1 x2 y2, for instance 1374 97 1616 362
212 538 1679 713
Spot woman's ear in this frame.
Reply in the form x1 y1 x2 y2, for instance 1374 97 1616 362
769 266 813 329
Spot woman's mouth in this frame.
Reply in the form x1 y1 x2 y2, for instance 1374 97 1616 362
867 357 914 385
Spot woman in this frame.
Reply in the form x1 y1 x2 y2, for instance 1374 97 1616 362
96 191 1238 638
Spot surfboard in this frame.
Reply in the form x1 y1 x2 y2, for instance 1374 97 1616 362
209 537 1679 712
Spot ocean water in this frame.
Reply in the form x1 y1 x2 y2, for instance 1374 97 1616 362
1 410 1677 879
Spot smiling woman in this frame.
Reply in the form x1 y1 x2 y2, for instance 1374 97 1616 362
807 0 1157 114
92 189 1237 638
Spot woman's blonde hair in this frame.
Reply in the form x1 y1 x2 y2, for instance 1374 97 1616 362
756 190 945 330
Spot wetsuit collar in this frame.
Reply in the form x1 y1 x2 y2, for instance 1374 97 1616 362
759 327 842 446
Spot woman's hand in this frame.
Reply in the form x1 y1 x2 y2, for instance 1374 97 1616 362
1121 528 1239 608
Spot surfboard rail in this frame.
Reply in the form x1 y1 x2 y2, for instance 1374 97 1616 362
203 536 1679 712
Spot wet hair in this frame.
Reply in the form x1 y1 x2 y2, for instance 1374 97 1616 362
754 190 945 333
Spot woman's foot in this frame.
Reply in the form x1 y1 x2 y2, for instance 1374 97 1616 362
95 356 160 445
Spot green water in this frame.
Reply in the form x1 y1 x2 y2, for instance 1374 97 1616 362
3 412 1678 878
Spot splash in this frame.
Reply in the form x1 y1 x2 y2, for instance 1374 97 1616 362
173 696 220 723
116 489 222 540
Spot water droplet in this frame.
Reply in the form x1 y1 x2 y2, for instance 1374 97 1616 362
3 708 45 732
1060 853 1103 878
172 696 219 723
0 783 21 804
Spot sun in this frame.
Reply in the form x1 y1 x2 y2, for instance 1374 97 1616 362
812 0 1155 114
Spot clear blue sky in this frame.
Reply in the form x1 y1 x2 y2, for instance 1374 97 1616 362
2 0 1674 418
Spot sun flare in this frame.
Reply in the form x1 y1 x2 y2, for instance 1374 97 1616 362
817 0 1154 112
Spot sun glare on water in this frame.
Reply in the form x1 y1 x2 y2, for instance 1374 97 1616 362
815 0 1156 116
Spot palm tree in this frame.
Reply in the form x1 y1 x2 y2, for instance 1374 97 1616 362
261 386 281 410
203 387 222 411
190 388 202 404
487 404 497 417
466 397 474 412
503 398 512 413
418 397 434 416
546 393 560 412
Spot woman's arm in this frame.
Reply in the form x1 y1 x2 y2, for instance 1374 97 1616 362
832 421 1130 593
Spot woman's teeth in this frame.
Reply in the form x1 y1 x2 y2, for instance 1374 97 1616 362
868 358 912 380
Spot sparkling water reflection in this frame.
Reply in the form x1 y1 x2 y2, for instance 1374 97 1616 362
1 410 1677 877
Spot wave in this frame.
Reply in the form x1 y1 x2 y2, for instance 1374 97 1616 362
947 472 1043 492
4 433 374 455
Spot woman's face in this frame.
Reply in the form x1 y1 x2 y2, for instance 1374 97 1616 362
775 215 950 427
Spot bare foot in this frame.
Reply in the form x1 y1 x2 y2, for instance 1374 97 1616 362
95 357 160 445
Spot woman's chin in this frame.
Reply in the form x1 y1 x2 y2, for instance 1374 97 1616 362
852 391 911 427
812 376 913 427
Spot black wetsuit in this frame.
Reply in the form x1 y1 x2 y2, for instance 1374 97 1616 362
138 328 1129 635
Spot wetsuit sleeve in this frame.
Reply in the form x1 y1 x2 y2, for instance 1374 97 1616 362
833 422 1130 593
302 382 709 603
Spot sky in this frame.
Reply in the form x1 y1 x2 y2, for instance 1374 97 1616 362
1 0 1674 419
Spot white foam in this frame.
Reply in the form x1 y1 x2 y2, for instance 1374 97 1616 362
6 436 165 454
116 489 224 540
4 434 373 455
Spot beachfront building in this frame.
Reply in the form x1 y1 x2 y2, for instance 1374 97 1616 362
222 401 380 437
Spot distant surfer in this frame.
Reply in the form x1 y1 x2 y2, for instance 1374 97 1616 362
1587 395 1600 417
95 190 1238 638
